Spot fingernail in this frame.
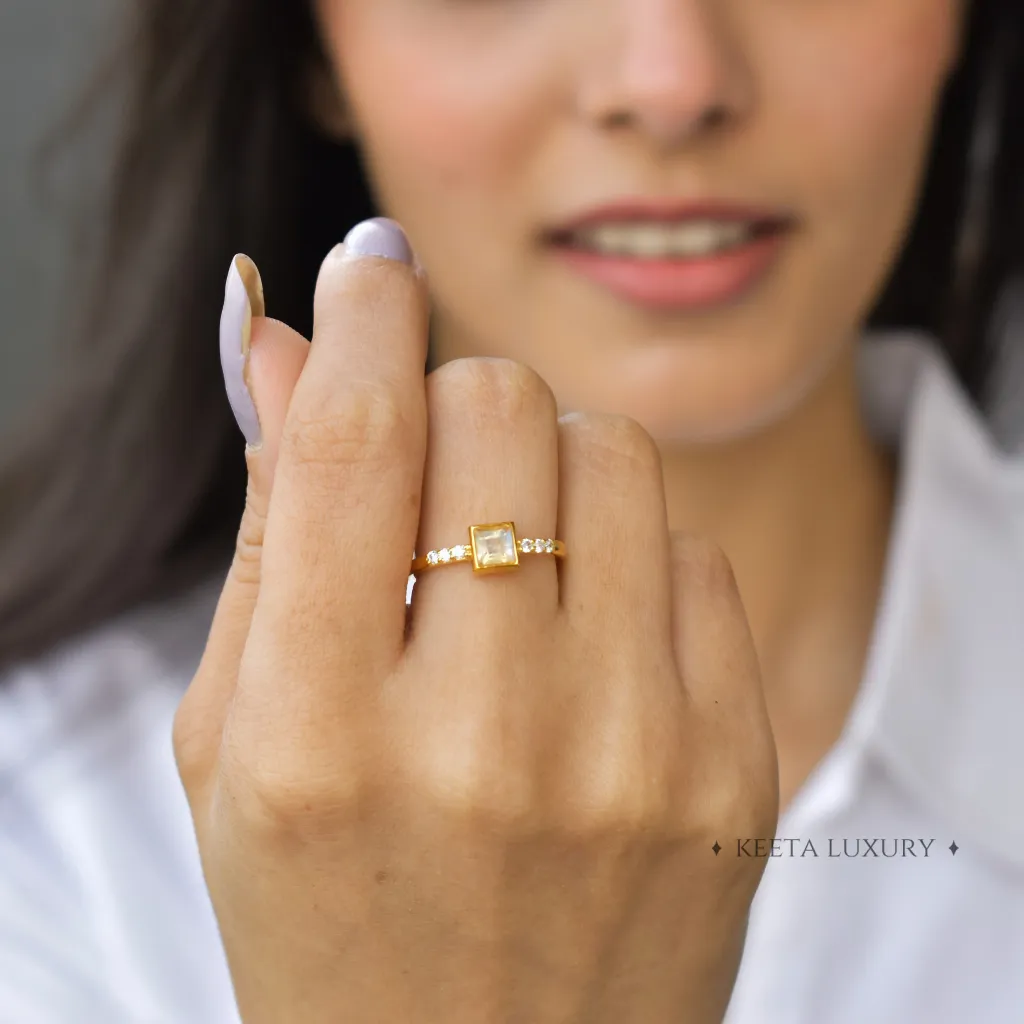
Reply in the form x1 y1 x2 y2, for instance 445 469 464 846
220 254 265 449
341 217 415 265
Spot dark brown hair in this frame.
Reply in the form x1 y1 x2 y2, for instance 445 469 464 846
0 0 1021 671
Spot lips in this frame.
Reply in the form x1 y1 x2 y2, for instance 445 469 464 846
544 199 796 311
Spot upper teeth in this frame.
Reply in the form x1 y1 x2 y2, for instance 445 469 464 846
572 221 753 258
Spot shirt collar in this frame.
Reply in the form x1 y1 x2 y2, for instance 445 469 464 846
847 331 1024 870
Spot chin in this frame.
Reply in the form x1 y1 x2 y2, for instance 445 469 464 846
628 331 855 447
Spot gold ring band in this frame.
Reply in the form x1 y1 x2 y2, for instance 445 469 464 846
411 521 567 576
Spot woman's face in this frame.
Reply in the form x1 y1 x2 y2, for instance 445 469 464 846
314 0 963 443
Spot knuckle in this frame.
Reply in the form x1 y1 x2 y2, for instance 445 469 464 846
688 751 779 842
739 740 781 836
220 735 368 835
561 738 674 835
561 411 662 479
171 689 208 787
414 752 537 830
430 357 557 426
235 762 365 836
569 786 664 836
282 385 412 473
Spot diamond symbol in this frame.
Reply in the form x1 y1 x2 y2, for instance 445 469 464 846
949 841 959 856
712 842 721 856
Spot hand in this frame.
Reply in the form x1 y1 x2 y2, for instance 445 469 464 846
174 219 779 1024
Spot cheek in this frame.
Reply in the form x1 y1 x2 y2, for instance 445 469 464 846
768 1 960 219
318 5 554 200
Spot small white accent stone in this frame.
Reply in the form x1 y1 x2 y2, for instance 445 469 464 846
545 539 555 553
427 551 439 565
522 539 534 553
439 549 451 563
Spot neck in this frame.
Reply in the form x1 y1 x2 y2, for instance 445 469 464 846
657 342 896 803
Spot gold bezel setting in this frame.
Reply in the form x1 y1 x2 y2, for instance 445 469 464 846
469 522 520 574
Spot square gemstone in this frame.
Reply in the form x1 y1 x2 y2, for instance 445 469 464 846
470 523 518 570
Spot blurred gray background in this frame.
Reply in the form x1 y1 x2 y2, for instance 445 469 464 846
0 0 118 434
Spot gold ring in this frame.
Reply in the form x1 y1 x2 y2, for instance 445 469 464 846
411 521 567 576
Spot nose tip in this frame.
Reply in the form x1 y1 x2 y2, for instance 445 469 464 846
577 5 750 149
605 102 733 150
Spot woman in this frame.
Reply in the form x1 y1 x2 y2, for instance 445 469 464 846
1 0 1022 1020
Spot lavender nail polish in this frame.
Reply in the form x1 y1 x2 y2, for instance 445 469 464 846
219 254 265 448
342 217 415 265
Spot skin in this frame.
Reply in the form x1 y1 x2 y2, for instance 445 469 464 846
180 252 776 1021
176 0 964 1019
313 0 964 807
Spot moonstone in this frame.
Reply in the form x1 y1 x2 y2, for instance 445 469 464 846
471 524 518 569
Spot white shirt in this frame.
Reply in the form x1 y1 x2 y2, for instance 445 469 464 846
1 333 1022 1023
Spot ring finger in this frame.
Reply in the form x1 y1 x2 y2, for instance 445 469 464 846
408 356 562 648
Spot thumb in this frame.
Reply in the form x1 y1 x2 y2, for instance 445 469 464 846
173 254 309 790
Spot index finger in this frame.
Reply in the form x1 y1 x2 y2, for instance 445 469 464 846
247 219 430 697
